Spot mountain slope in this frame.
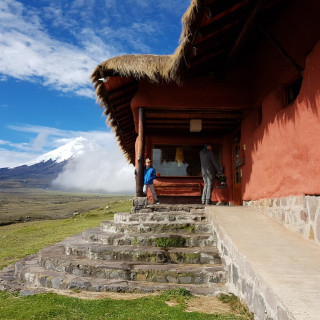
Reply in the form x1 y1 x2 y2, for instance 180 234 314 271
0 137 88 189
26 137 87 166
0 160 68 189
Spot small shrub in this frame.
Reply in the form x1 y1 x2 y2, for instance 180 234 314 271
155 237 186 248
219 294 254 320
161 288 193 305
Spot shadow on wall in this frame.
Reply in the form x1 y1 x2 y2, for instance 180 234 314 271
241 41 320 200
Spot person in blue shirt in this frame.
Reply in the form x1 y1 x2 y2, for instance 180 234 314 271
144 158 160 204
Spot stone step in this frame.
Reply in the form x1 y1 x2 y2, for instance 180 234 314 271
38 245 225 285
15 255 226 295
114 211 207 224
101 220 212 234
143 204 205 213
63 235 221 264
83 228 216 247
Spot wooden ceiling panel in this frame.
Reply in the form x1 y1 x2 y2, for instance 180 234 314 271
199 2 249 39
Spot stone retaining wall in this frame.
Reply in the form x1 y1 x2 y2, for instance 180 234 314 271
244 195 320 245
206 211 290 320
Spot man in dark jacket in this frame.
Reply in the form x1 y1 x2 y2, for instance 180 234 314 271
199 143 223 205
144 158 160 204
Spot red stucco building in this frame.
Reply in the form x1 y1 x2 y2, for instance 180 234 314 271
92 0 320 210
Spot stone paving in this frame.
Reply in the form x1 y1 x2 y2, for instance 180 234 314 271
206 206 320 320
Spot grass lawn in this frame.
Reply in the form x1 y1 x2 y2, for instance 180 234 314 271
0 199 131 269
0 198 253 320
0 290 251 320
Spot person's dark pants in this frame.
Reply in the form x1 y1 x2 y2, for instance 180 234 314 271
202 170 214 204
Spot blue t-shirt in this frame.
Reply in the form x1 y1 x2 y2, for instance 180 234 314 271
144 166 156 185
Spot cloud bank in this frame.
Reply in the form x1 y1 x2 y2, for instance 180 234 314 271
0 0 115 98
0 124 135 194
0 0 189 97
52 135 135 194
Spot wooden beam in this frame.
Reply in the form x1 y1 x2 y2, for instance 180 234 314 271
199 1 248 39
257 22 304 76
189 48 225 68
116 118 135 128
145 104 249 111
146 123 234 130
136 107 145 197
107 81 137 97
146 118 240 124
109 94 133 107
112 102 131 113
226 0 264 63
145 128 234 136
193 23 238 53
145 112 244 119
205 0 248 25
108 86 138 100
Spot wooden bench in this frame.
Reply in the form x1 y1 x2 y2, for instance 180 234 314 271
154 182 203 196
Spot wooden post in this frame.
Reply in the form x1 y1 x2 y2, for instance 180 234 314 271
136 107 145 197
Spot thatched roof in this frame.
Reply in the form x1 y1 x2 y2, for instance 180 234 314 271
90 0 208 163
91 54 173 84
91 0 285 163
91 55 176 163
91 0 204 85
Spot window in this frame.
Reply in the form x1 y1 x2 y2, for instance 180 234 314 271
152 144 222 177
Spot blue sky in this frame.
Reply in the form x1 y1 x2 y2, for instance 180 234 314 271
0 0 190 169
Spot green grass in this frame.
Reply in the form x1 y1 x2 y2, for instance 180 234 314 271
161 287 193 304
0 291 248 320
155 237 187 248
0 200 132 269
0 198 253 320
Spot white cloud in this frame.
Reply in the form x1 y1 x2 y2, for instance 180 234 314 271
0 124 135 194
0 0 116 97
7 124 75 151
0 0 190 96
0 148 40 168
52 134 135 194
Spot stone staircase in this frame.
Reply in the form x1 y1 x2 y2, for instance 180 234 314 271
7 204 227 295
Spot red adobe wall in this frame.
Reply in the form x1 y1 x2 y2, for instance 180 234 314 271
131 76 252 133
241 41 320 200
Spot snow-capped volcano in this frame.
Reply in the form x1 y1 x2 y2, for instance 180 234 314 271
26 136 88 166
0 136 93 189
0 134 135 193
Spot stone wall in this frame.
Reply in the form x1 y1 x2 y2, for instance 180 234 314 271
244 195 320 245
131 197 149 213
206 211 290 320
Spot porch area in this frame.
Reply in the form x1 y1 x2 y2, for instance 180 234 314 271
206 206 320 320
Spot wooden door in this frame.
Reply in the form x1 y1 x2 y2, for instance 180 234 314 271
232 142 242 205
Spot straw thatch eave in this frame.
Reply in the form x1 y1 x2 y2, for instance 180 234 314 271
91 54 174 85
91 0 205 88
168 0 206 81
90 0 205 164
